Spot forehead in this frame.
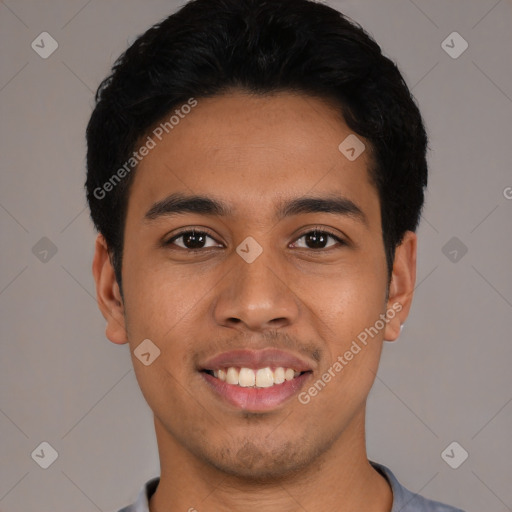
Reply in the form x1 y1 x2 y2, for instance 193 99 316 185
127 91 379 226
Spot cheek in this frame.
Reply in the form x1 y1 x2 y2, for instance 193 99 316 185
122 253 211 339
121 258 220 399
300 299 385 423
122 269 205 423
297 254 387 397
299 261 387 337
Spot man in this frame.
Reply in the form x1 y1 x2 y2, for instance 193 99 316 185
86 0 465 510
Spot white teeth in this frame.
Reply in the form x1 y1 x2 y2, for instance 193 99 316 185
210 366 303 388
274 367 285 384
255 367 274 388
238 368 256 387
285 368 295 381
226 367 238 385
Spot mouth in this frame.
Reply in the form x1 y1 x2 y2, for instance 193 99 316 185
202 366 309 388
198 349 314 411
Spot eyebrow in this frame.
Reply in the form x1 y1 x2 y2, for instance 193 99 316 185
144 192 368 226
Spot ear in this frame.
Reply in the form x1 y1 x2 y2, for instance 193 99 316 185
383 231 417 342
92 234 128 344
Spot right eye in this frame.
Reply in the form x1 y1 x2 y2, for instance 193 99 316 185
164 229 223 251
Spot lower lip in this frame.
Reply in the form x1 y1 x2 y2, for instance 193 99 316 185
201 371 312 412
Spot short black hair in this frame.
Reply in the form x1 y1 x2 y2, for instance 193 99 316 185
86 0 428 290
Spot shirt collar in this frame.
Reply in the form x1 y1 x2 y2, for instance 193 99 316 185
130 461 432 512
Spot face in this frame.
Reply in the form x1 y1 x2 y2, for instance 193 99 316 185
94 90 415 480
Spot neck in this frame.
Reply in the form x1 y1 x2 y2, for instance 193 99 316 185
149 407 392 512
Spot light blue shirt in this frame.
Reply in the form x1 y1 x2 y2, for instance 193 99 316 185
116 461 465 511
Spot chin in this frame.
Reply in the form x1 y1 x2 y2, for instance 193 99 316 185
201 437 325 482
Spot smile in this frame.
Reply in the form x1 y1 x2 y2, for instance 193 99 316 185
204 366 305 388
199 348 315 411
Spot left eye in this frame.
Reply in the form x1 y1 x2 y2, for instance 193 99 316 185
291 230 344 250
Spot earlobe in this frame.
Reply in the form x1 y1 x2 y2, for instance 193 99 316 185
92 234 128 344
383 231 417 342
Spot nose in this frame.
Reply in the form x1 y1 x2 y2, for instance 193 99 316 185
213 248 300 332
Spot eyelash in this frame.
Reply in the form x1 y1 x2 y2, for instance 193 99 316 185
164 227 346 252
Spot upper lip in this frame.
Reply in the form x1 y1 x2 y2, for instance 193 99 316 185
199 348 315 372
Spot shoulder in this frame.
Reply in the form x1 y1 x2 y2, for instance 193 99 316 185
370 461 466 512
113 476 160 512
397 488 466 512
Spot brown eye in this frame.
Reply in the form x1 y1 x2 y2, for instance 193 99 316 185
292 229 345 250
166 230 221 250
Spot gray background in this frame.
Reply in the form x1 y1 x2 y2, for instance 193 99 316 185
1 0 511 511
